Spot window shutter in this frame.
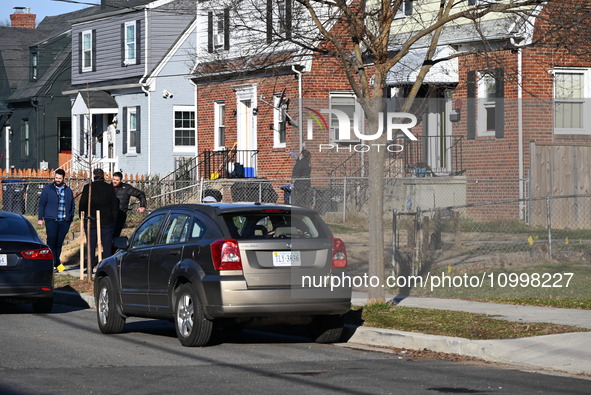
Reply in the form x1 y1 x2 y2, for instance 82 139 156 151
266 0 272 44
78 33 82 74
285 0 292 40
120 24 125 66
122 107 128 154
136 20 141 65
91 29 97 72
495 68 504 138
207 12 213 53
136 106 141 154
223 8 230 50
404 0 413 16
467 70 476 140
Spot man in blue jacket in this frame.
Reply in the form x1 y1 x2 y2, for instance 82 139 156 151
37 169 75 271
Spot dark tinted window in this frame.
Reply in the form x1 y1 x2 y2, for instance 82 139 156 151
162 214 191 244
130 214 166 248
223 212 321 239
0 216 33 237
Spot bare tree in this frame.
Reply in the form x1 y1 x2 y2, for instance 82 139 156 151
195 0 587 302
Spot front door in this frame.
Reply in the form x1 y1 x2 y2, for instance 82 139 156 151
235 85 257 177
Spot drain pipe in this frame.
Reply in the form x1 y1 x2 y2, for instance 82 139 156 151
140 7 152 174
292 65 303 152
511 38 525 220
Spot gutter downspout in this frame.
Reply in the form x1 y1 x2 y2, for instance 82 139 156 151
4 125 9 171
292 65 303 152
511 38 525 220
140 8 152 174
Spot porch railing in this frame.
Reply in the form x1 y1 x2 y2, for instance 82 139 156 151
199 149 259 180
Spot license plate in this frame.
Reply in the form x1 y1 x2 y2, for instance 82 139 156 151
272 251 301 267
0 254 7 266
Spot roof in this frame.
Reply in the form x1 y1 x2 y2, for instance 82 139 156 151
0 27 52 94
386 46 458 86
80 90 118 109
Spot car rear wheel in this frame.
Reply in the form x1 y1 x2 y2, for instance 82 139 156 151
308 314 344 343
96 277 126 334
174 284 213 347
32 297 53 314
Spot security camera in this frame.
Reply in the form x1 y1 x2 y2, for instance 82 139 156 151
163 90 172 98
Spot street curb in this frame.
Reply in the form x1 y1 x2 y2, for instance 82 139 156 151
343 325 591 377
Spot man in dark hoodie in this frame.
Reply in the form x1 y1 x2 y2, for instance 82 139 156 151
37 169 75 271
79 168 119 267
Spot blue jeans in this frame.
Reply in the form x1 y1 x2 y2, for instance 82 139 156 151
45 220 72 267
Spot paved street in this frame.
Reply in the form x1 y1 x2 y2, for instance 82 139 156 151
0 303 589 394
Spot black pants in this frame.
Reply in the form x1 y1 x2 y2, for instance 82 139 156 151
45 220 71 268
112 210 127 254
84 224 114 267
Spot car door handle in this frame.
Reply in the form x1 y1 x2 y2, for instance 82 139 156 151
139 254 149 259
169 251 180 256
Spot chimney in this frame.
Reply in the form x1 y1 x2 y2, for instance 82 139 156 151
10 7 36 29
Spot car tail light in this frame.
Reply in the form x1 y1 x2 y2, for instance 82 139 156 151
331 238 347 268
211 239 242 270
21 248 54 260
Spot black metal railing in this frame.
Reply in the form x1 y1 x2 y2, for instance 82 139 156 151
199 149 259 180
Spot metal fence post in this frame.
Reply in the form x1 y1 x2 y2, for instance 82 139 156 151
342 177 347 223
546 196 552 259
392 209 398 276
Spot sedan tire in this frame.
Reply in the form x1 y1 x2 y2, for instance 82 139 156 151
174 284 213 347
96 277 126 334
308 314 344 343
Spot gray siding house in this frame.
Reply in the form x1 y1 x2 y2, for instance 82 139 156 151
67 0 197 177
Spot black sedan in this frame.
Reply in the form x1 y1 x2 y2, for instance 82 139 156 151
95 203 351 347
0 211 54 313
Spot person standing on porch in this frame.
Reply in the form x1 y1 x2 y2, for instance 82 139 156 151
37 169 75 272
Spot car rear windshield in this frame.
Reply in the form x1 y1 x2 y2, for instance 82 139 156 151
222 212 323 239
0 216 33 237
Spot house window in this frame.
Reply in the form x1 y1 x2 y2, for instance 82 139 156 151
267 0 292 42
174 106 196 152
395 0 413 18
214 101 226 150
127 107 138 154
31 52 38 81
124 21 137 65
208 9 230 52
329 92 361 143
22 119 30 157
554 68 591 134
477 72 497 135
273 93 287 147
82 30 93 72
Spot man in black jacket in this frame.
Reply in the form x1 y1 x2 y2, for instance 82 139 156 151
79 168 119 267
111 171 147 244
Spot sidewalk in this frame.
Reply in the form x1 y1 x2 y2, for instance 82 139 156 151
54 270 591 378
348 291 591 377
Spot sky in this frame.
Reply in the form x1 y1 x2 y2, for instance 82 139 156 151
1 0 99 25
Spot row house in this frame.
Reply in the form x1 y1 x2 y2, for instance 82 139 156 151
66 0 197 176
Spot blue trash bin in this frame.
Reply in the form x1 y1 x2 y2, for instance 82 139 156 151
2 180 26 214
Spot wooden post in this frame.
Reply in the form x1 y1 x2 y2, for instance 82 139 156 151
454 210 462 249
79 213 84 280
422 215 430 253
96 209 102 262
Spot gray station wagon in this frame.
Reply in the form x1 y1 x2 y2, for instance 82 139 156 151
94 203 351 346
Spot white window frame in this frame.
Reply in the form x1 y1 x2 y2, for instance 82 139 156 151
127 107 138 154
394 1 411 19
124 21 137 65
477 72 496 136
82 30 93 72
554 67 591 135
329 91 362 143
214 101 226 150
31 52 38 81
273 94 287 148
173 106 196 153
23 119 30 157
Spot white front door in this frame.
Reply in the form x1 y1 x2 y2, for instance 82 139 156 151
235 85 257 177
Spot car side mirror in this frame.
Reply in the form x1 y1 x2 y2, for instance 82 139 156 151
113 236 130 251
